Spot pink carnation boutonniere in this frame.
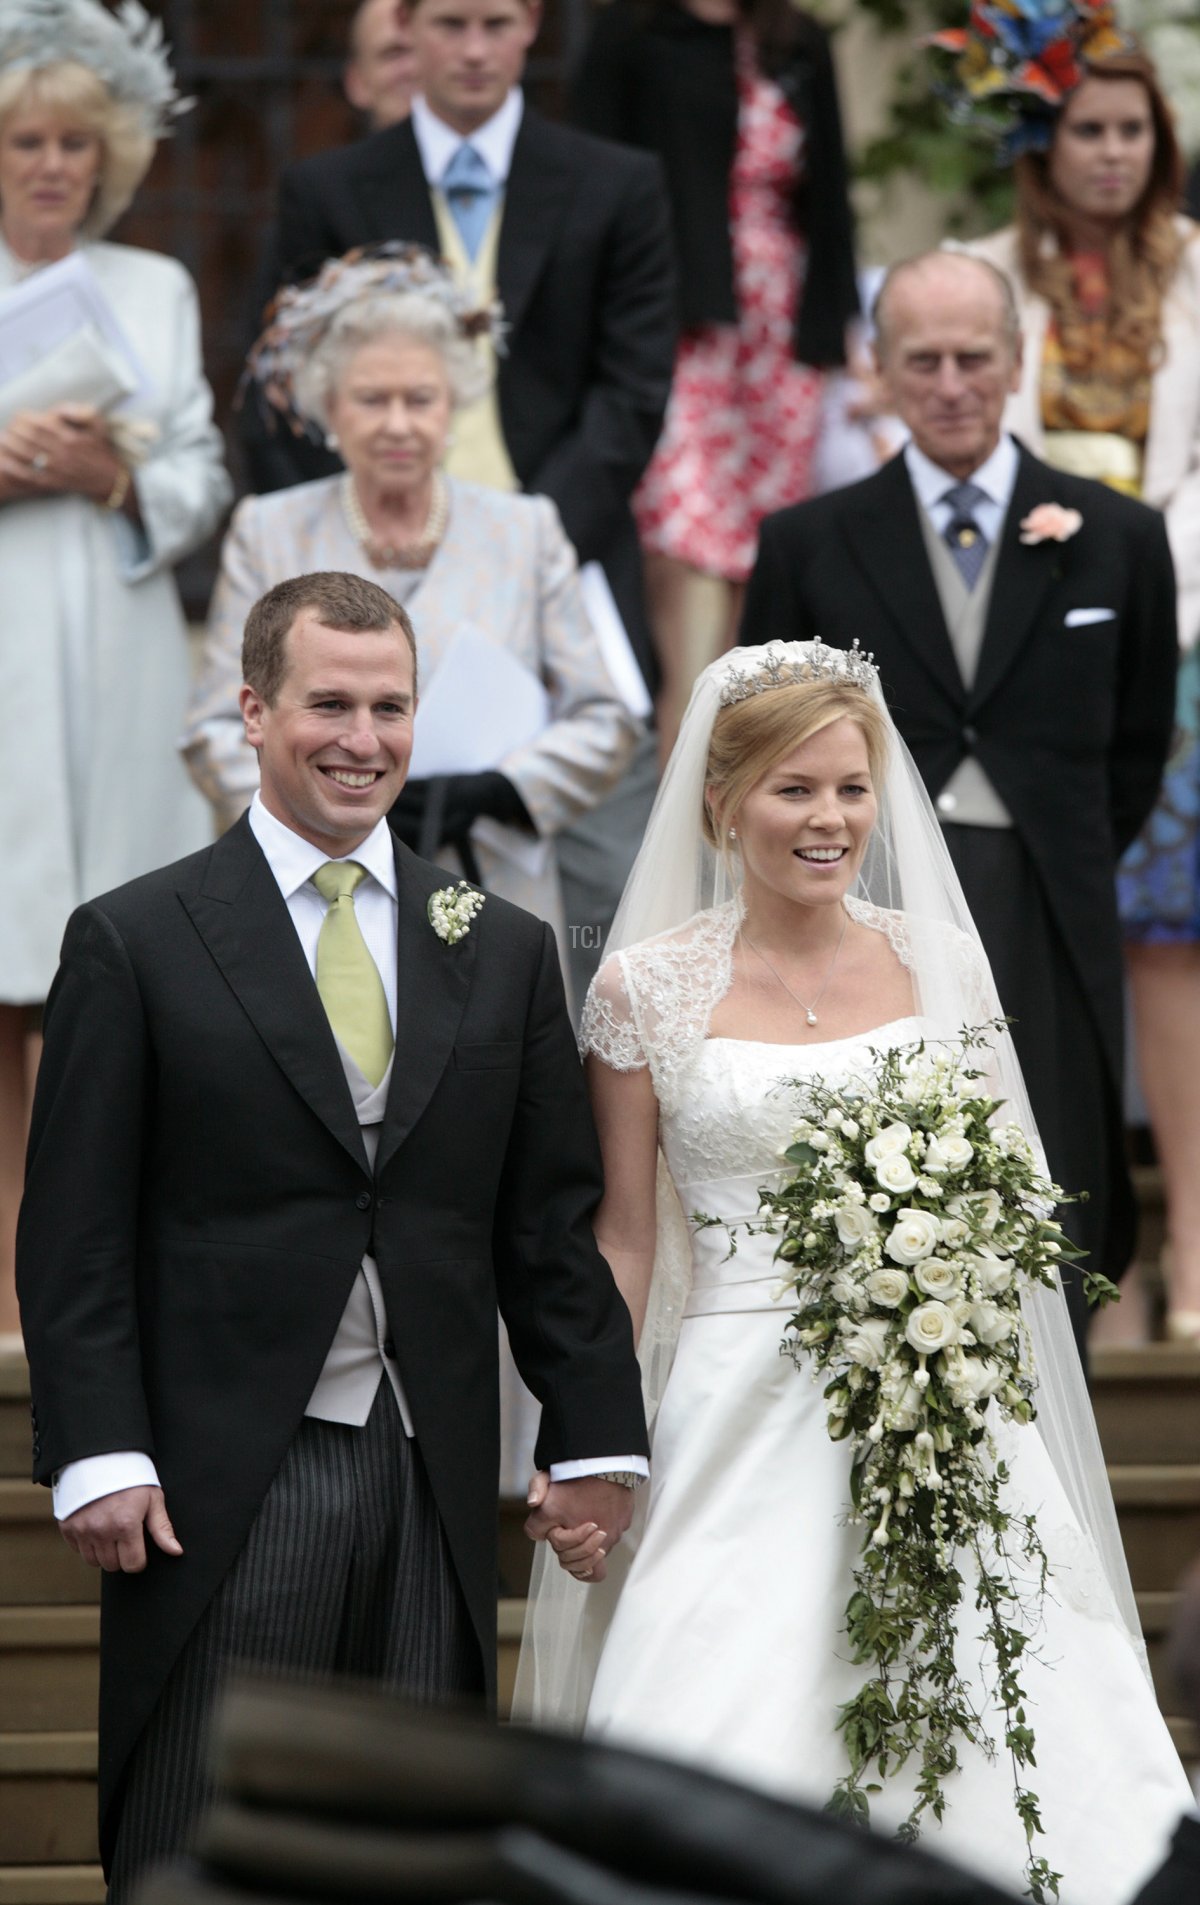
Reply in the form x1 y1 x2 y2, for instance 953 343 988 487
1019 503 1083 546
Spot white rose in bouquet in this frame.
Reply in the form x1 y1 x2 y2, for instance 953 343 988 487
885 1208 940 1263
886 1376 925 1430
915 1257 962 1298
842 1316 892 1367
834 1203 878 1248
944 1346 1005 1405
863 1122 912 1166
971 1249 1014 1296
940 1216 971 1249
973 1188 1004 1233
905 1300 961 1353
925 1133 974 1174
875 1154 919 1195
969 1299 1014 1347
866 1267 910 1307
831 1271 868 1314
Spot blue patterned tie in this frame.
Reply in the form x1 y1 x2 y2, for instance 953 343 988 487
442 142 495 262
942 481 990 591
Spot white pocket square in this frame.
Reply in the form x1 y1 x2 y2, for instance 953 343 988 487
1064 607 1116 628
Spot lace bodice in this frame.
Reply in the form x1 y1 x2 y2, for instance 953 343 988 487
581 899 990 1118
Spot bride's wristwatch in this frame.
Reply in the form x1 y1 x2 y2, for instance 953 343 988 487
596 1470 647 1489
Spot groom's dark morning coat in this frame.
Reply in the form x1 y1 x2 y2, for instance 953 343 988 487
17 819 648 1868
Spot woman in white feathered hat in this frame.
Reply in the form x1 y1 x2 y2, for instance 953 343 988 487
0 1 231 1339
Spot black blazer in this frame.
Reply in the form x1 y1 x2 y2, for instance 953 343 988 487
246 107 678 690
741 443 1177 1087
17 820 647 1869
569 0 858 367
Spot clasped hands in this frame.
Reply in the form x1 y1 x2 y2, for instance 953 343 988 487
524 1472 634 1584
0 403 126 505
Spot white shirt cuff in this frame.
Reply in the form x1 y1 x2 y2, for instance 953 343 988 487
53 1451 161 1521
547 1455 650 1482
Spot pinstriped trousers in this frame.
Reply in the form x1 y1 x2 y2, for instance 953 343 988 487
106 1386 480 1902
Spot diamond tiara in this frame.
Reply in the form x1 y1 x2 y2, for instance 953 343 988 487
718 640 877 709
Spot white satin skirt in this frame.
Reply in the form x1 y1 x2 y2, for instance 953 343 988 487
585 1264 1190 1904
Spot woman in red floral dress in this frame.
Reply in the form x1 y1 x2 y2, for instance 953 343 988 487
572 0 859 755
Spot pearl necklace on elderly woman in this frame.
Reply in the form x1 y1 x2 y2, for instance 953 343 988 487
341 474 448 570
741 906 849 1027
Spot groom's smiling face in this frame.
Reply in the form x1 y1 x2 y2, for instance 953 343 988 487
241 610 416 854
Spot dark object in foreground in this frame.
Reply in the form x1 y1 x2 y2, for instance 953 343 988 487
139 1678 1022 1905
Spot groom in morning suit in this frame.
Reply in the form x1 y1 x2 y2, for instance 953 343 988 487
741 250 1177 1339
16 572 648 1894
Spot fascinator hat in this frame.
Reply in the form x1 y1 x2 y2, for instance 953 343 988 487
0 0 190 140
929 0 1138 160
244 242 507 442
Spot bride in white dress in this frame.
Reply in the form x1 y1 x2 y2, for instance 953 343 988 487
516 640 1191 1903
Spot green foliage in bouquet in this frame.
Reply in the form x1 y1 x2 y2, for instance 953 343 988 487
701 1024 1116 1902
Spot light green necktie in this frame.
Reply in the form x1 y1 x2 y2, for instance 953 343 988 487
312 861 394 1087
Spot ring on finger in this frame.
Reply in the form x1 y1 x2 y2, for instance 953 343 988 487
31 451 48 472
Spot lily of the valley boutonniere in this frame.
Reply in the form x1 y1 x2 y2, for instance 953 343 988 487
1019 503 1083 546
428 881 485 944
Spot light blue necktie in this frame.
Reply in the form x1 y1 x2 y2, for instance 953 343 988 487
941 481 990 592
442 142 496 263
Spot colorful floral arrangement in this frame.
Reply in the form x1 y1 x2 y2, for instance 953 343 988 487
928 0 1136 158
703 1025 1115 1902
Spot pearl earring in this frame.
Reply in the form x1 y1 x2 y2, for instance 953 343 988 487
325 430 340 452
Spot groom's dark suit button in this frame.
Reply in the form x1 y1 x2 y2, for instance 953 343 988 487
383 1337 397 1360
355 1192 371 1211
962 724 979 748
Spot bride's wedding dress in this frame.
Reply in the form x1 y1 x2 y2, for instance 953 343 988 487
580 908 1190 1905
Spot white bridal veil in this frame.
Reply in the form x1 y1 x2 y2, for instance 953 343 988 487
514 640 1146 1730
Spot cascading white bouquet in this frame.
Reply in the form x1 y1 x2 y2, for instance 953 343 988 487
703 1024 1115 1904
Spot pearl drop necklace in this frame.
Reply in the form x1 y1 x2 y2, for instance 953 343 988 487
741 907 849 1027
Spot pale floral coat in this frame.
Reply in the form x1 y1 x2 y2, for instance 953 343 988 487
0 239 231 1002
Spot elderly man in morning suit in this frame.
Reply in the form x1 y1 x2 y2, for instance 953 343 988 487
741 249 1177 1343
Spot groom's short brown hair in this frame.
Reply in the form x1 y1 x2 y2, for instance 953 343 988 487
242 571 418 706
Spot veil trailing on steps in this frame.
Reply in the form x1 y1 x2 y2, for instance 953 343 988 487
514 641 1146 1733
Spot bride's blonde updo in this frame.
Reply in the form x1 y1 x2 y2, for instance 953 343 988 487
702 676 890 849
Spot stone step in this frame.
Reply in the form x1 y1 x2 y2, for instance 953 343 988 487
0 1868 105 1904
0 1354 31 1484
0 1611 99 1734
0 1738 98 1867
1111 1466 1200 1595
0 1487 97 1608
1092 1345 1200 1467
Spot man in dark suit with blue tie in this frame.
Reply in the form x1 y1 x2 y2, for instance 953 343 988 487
17 571 648 1896
741 249 1177 1339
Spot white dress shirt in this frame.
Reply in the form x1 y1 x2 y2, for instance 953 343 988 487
54 797 644 1518
904 433 1019 547
410 88 524 190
